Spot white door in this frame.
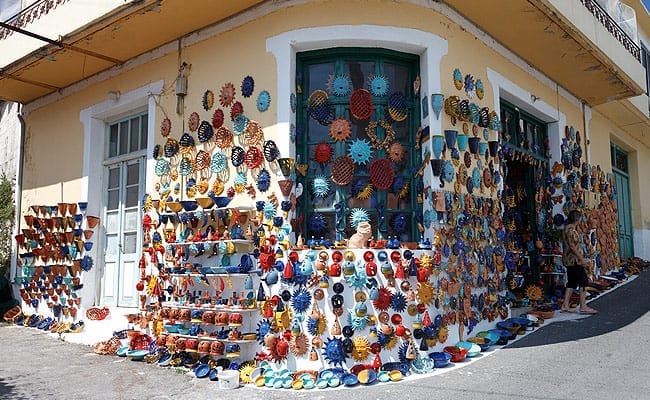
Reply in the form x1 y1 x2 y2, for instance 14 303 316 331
102 158 145 307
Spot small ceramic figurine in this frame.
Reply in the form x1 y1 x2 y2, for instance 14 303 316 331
348 221 372 248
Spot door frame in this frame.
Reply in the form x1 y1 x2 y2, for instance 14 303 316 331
611 144 634 260
80 81 162 307
101 154 146 307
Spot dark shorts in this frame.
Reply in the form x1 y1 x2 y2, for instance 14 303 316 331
566 264 589 289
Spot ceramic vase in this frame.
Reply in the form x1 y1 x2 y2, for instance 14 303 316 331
431 159 444 177
488 140 499 157
478 142 488 157
432 135 445 159
444 130 458 150
457 134 468 152
431 93 444 120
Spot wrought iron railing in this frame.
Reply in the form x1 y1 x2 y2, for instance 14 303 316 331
0 0 71 41
580 0 641 62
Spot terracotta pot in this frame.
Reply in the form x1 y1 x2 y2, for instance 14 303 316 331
86 216 100 229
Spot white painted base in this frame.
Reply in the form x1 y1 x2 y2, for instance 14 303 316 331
633 229 650 260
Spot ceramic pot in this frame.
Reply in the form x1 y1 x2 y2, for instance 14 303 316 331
432 135 445 159
431 93 444 120
444 130 458 150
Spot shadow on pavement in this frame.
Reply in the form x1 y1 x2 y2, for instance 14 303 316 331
506 271 650 348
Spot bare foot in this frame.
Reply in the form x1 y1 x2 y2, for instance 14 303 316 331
579 307 597 314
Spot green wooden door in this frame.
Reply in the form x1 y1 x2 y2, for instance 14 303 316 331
611 145 634 260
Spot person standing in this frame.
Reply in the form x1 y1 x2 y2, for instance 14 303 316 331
561 209 597 314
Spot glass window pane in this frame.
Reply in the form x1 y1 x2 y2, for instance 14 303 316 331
343 61 374 91
105 212 120 233
105 235 119 257
124 208 139 230
125 186 139 207
127 163 139 185
384 63 410 97
108 167 120 189
108 124 118 158
107 190 119 211
123 232 137 254
119 121 129 156
307 63 335 94
140 115 148 150
129 117 140 152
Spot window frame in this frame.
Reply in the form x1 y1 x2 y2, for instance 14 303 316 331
296 47 422 242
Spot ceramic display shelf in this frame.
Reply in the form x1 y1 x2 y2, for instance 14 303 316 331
164 239 254 247
161 302 258 312
159 204 256 216
170 333 256 344
166 273 258 278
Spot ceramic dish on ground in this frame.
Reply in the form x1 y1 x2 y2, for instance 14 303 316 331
429 351 452 368
488 328 514 344
194 363 210 378
380 361 410 375
157 352 172 366
377 370 391 383
467 336 494 352
443 345 468 362
116 345 129 357
508 317 533 331
476 330 500 343
456 341 481 357
126 349 149 361
388 370 403 382
496 320 521 335
342 373 359 386
357 368 377 384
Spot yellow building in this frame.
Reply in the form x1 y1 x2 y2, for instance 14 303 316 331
1 0 648 369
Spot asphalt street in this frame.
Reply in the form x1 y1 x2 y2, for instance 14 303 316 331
1 270 648 400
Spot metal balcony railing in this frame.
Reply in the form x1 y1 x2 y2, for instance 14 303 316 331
0 0 71 41
580 0 641 62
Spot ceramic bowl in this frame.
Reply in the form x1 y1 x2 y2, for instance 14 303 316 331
476 331 500 343
456 341 481 357
342 373 359 386
126 349 149 361
212 196 233 209
443 346 468 362
194 363 210 378
496 320 521 335
429 351 452 368
116 345 129 357
488 328 514 344
357 368 377 384
508 317 533 331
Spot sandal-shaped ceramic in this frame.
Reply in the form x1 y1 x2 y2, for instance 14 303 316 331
68 320 85 333
56 322 72 333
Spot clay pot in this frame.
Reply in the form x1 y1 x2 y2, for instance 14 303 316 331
86 216 100 229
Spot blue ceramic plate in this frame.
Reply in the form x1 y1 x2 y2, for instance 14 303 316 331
126 349 149 361
194 363 210 378
116 346 129 357
357 369 377 384
429 351 452 368
342 373 359 387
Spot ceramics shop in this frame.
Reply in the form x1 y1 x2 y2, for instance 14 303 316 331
5 5 635 388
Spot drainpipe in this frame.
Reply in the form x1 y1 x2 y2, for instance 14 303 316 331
11 104 25 300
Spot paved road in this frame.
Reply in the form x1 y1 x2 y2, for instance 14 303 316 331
1 271 648 400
